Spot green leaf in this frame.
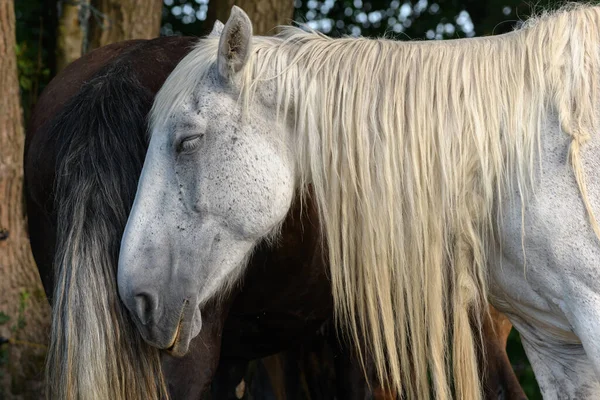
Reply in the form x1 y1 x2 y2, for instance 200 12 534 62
0 312 10 325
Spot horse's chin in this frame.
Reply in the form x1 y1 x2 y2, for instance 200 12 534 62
165 308 203 357
165 337 189 357
133 304 203 357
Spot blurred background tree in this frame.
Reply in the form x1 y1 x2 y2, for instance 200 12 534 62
7 0 580 398
1 1 50 399
14 0 569 119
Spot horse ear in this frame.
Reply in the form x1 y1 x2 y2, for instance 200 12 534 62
217 6 253 79
210 20 224 37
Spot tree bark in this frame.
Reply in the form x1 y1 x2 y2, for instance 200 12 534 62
88 0 163 50
56 0 90 72
56 0 162 71
213 0 295 35
0 1 51 399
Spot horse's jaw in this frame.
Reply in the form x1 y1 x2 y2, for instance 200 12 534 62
118 206 255 354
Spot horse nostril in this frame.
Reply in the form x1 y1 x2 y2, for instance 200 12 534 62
134 292 157 325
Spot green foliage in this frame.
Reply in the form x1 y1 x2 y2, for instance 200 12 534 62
16 42 35 91
161 0 575 40
16 41 50 92
507 329 542 399
0 291 45 398
12 290 31 337
295 0 572 39
162 0 211 36
15 0 54 121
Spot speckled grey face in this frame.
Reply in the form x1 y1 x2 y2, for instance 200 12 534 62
117 9 295 355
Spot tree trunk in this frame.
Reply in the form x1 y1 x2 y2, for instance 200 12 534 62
56 0 90 72
0 1 51 399
88 0 163 50
56 0 162 72
213 0 295 35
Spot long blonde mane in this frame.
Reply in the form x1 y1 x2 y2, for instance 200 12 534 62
152 4 600 398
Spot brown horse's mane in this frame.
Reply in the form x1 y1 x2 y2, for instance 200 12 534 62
26 38 194 400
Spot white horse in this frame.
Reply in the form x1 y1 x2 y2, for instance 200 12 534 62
118 5 600 399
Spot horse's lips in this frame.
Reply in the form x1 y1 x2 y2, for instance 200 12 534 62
165 319 189 357
167 320 183 348
166 303 188 355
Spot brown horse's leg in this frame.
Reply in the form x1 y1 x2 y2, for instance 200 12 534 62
487 305 513 348
481 305 526 400
261 354 288 399
330 305 524 400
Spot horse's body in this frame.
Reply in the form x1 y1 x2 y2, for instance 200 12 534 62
490 108 600 398
26 36 343 399
24 34 525 399
118 5 600 400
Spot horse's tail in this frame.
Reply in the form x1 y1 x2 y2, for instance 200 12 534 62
45 63 168 400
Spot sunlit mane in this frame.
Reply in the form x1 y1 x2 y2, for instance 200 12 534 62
152 4 600 399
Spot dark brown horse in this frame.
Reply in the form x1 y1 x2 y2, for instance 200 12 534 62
24 35 525 399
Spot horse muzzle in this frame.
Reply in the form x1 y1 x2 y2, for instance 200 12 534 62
127 293 203 355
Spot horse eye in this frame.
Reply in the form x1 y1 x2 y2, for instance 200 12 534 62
177 134 203 154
